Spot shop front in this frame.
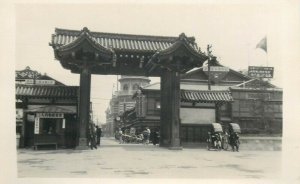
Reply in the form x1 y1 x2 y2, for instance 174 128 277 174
25 106 77 149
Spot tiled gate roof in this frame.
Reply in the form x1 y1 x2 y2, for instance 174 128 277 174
50 28 199 52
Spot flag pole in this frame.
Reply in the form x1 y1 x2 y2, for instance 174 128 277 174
266 36 268 67
247 42 250 67
207 44 212 91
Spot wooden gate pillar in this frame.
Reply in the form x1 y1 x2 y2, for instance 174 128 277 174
76 67 91 150
160 70 182 149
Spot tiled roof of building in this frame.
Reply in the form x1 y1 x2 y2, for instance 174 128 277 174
16 66 65 85
181 90 233 103
142 82 231 91
50 28 199 53
16 84 78 98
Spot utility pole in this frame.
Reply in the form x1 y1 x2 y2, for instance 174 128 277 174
207 44 212 90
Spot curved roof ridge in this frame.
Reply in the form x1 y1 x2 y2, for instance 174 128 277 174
54 28 196 42
56 28 113 54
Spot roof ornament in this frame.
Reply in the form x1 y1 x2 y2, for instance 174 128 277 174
178 33 187 41
82 27 90 32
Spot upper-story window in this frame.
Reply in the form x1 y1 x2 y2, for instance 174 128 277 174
123 84 128 91
132 84 139 90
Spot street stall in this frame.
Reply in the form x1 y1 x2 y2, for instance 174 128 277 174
26 106 77 150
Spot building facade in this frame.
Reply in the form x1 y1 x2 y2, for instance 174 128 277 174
16 67 79 149
122 60 282 145
105 76 150 136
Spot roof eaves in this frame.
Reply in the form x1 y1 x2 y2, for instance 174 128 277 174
54 28 196 43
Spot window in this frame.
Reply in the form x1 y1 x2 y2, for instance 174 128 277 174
123 84 128 91
40 119 57 135
132 84 139 90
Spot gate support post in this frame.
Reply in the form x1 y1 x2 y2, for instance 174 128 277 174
76 67 91 150
160 70 182 150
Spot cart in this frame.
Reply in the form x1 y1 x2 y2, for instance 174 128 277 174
207 123 223 151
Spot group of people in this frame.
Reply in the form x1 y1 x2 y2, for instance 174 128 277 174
117 127 159 145
88 124 102 150
207 131 240 151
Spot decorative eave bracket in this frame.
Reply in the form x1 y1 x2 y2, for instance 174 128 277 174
51 27 115 72
145 33 208 75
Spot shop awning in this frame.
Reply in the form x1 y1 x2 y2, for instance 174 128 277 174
181 90 233 103
26 105 76 114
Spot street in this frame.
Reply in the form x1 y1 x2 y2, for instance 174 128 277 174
17 137 282 179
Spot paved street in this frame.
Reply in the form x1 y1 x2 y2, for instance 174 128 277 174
18 137 281 179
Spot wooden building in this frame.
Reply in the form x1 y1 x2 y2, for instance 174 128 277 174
16 67 79 149
122 60 282 144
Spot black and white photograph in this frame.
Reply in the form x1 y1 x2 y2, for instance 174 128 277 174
1 0 300 184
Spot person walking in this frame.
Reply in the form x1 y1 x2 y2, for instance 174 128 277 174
143 127 151 145
96 126 102 146
89 124 97 150
152 129 159 145
118 128 123 144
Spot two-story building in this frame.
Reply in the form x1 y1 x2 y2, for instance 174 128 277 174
16 67 79 149
122 59 282 145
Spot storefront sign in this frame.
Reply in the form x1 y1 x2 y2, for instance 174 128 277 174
35 80 55 85
247 93 270 100
203 66 230 83
203 66 229 72
25 79 55 85
36 113 63 118
136 94 146 117
248 66 274 78
27 114 35 122
34 117 39 134
16 109 23 120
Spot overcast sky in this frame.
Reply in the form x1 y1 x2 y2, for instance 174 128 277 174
15 3 284 124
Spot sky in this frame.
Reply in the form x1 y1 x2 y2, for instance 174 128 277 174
15 2 285 124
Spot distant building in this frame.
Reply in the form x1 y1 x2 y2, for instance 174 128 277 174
16 66 79 149
105 76 150 136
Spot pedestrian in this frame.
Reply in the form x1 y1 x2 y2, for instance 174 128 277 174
143 127 150 145
118 128 123 144
96 126 102 146
89 124 97 150
152 129 159 145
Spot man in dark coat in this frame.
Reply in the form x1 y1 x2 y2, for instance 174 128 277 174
96 126 102 146
89 124 97 150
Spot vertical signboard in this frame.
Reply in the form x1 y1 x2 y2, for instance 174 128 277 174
34 117 40 134
136 92 146 118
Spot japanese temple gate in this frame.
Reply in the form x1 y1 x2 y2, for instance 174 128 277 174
50 27 208 149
